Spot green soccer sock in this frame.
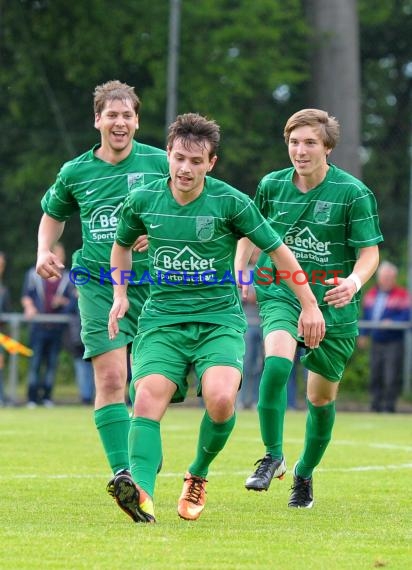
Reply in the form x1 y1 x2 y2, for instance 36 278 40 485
129 417 162 498
188 411 236 478
94 403 130 474
257 356 294 459
296 399 336 479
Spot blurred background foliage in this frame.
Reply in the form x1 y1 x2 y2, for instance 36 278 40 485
1 0 412 305
1 0 412 400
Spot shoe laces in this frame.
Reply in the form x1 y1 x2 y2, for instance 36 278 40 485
253 454 275 476
183 475 207 505
290 476 311 500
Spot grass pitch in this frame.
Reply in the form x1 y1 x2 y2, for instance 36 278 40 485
0 405 411 570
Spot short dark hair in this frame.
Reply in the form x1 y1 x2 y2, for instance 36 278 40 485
167 113 220 158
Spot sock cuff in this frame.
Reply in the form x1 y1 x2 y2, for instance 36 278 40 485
131 416 160 430
264 355 294 374
94 403 130 428
204 410 236 430
307 399 336 414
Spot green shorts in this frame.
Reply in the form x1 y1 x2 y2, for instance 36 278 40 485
77 278 149 359
259 300 356 382
131 322 245 403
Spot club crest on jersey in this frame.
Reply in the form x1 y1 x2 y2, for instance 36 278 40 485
314 201 332 223
128 173 145 191
196 216 214 241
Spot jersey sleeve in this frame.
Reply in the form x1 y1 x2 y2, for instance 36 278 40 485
347 188 383 248
254 178 269 218
232 193 282 252
115 193 146 247
41 169 79 221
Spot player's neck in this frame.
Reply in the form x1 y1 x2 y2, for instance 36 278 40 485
94 143 132 165
169 181 205 205
294 164 329 193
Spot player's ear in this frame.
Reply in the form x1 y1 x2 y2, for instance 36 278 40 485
208 155 218 171
94 113 101 130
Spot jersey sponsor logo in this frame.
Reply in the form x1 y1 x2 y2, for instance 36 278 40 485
153 245 215 273
150 223 162 229
196 216 214 241
89 202 123 242
314 200 332 223
284 226 331 263
277 210 288 217
128 172 145 191
85 188 98 196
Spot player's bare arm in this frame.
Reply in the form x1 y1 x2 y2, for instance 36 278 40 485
108 242 132 340
234 237 256 299
36 214 66 279
268 243 325 349
324 245 380 308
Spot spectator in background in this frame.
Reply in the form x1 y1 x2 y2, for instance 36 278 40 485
0 251 11 406
359 261 411 413
238 248 264 410
21 242 73 407
66 290 95 405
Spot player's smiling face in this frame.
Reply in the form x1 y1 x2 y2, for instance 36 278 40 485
94 98 139 157
167 138 217 204
288 125 330 184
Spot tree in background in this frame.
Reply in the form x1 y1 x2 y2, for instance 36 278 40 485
305 0 361 178
0 0 411 302
359 0 412 262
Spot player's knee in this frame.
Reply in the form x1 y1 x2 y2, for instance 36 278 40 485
308 395 334 407
206 393 235 421
95 367 126 396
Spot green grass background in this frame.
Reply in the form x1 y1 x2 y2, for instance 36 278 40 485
0 406 411 570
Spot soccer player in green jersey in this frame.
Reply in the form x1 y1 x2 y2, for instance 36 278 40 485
34 80 169 496
107 112 325 523
236 108 383 508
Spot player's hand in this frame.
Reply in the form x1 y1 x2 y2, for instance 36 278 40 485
297 306 325 349
36 250 65 279
108 296 130 340
323 277 357 308
132 234 148 252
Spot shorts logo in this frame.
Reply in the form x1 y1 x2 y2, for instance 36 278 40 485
314 201 332 223
89 202 123 242
196 216 214 241
128 173 145 191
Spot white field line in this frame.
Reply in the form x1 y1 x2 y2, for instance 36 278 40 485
235 437 412 452
3 463 412 480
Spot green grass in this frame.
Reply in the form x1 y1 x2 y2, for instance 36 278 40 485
0 406 411 570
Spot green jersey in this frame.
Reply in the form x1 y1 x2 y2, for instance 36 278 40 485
254 163 383 337
41 140 169 280
115 176 283 333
